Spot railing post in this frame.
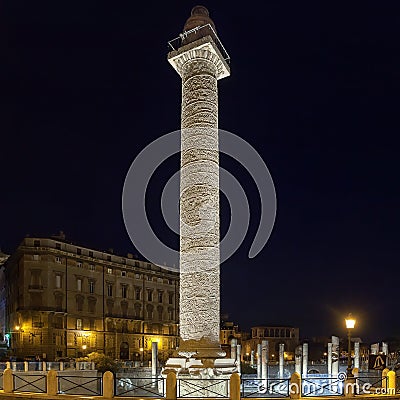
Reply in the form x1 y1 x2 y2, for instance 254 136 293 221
344 375 356 397
351 367 359 377
24 361 29 372
230 372 240 400
59 361 64 371
3 368 13 393
47 369 58 395
387 370 396 394
102 370 114 398
5 361 11 370
382 368 389 389
42 361 47 371
166 371 177 400
290 372 301 399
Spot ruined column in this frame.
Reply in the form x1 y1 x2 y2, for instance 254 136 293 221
231 338 237 361
261 340 268 380
152 341 158 386
237 344 241 374
332 336 339 378
257 343 262 379
295 345 302 375
354 342 360 370
279 343 284 378
327 342 332 375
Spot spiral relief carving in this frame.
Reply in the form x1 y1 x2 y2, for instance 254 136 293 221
179 48 221 343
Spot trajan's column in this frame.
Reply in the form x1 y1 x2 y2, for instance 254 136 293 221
168 6 230 363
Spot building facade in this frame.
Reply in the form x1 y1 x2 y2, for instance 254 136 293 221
243 326 300 361
4 236 179 361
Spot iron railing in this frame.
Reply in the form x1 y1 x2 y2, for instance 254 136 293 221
356 375 387 395
58 374 102 396
13 373 46 393
242 378 290 398
115 376 165 397
302 377 344 397
178 378 230 398
168 24 230 64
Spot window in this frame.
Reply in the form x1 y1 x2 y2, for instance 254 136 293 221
122 285 127 299
34 240 40 247
88 297 96 313
107 255 111 261
55 275 61 289
121 270 127 277
147 290 153 302
33 254 40 261
168 279 173 285
146 275 151 281
135 273 141 279
89 264 95 271
107 267 112 274
77 279 82 292
56 243 61 250
55 256 62 264
135 288 141 300
158 291 163 303
89 251 93 258
76 296 84 311
147 263 151 269
134 261 139 267
89 280 95 294
107 284 113 297
77 248 82 255
54 316 63 329
76 318 82 330
77 262 83 268
168 293 174 305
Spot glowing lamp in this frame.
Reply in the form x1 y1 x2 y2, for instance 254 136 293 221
345 314 356 329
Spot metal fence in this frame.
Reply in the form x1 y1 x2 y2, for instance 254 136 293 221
302 377 343 397
178 378 230 398
115 376 165 397
242 378 290 398
356 374 387 395
13 373 47 393
58 374 102 396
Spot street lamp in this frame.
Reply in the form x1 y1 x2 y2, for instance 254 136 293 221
140 347 144 366
345 313 356 378
82 344 87 357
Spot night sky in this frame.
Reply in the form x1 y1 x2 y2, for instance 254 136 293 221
2 1 400 343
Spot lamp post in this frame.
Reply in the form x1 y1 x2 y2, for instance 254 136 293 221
13 325 23 357
345 313 356 378
82 344 87 357
140 347 144 366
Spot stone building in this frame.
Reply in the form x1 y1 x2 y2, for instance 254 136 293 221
3 236 179 361
243 325 300 361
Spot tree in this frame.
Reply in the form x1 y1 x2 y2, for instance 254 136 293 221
78 352 120 374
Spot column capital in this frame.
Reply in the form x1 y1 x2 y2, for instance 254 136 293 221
168 36 230 80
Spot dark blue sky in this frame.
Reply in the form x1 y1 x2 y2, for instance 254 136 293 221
1 1 400 342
